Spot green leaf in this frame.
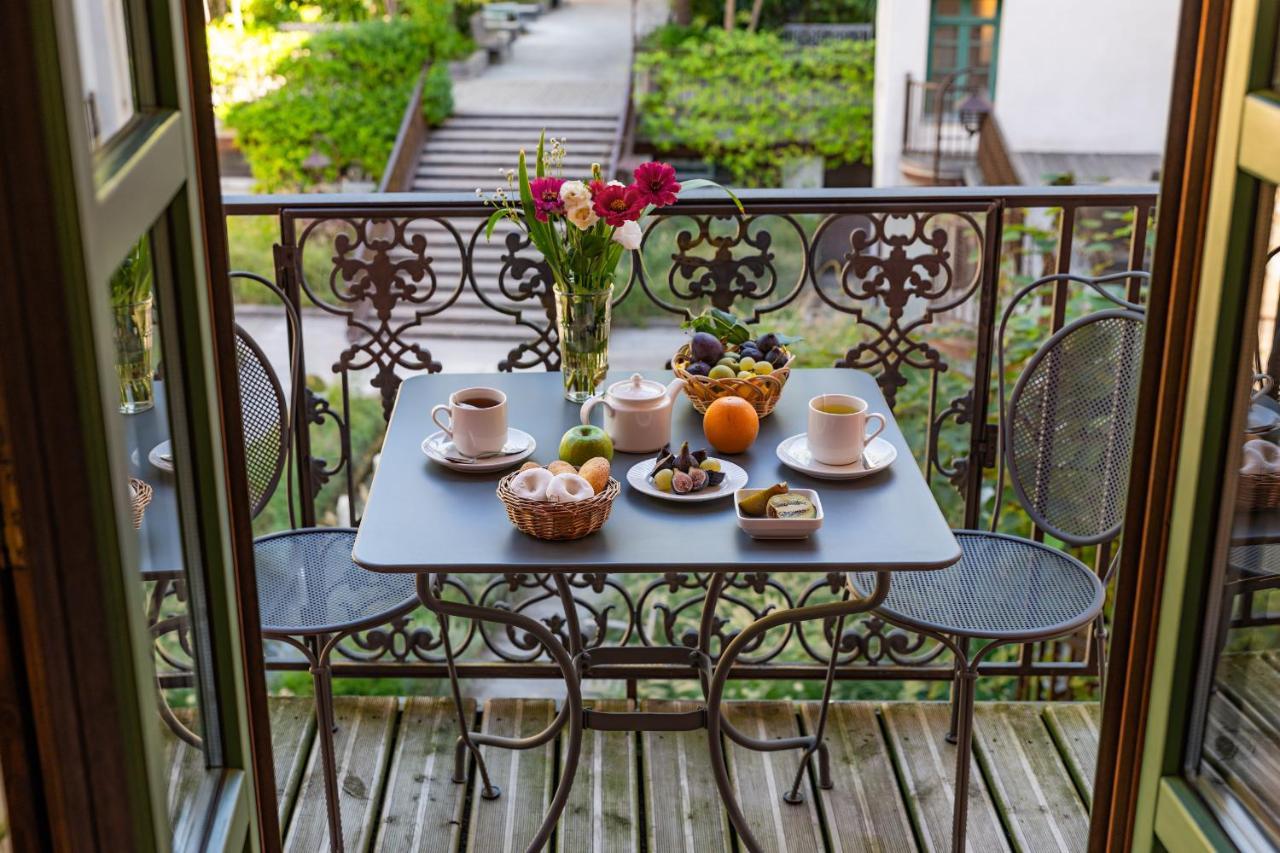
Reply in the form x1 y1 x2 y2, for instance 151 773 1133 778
536 131 546 179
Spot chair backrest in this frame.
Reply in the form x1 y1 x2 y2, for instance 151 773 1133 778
1000 273 1147 546
235 324 289 520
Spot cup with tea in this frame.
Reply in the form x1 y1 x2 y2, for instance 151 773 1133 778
431 387 508 457
807 393 886 466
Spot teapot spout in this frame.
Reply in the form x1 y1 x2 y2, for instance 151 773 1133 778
665 377 686 401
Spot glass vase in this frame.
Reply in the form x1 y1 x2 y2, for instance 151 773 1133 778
553 281 612 403
114 298 154 414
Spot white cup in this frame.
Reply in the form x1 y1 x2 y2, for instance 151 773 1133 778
431 387 508 457
807 393 887 466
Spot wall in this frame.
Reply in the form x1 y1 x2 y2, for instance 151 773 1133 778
991 0 1178 155
872 0 1179 186
872 0 930 186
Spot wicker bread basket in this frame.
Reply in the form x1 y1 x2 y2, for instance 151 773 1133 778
672 343 795 418
1238 470 1280 510
497 473 621 541
129 477 153 529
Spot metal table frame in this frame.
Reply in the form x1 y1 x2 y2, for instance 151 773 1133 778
416 568 892 853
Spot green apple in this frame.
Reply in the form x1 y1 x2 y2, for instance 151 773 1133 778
559 424 613 465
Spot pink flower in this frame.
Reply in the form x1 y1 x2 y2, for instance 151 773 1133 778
591 181 645 227
633 161 681 207
529 176 565 221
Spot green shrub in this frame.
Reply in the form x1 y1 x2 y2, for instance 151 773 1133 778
206 23 307 118
238 0 385 25
421 61 454 125
685 0 873 29
635 26 873 186
225 17 469 190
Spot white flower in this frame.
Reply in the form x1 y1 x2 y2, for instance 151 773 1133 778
611 220 642 250
559 180 591 210
567 202 599 230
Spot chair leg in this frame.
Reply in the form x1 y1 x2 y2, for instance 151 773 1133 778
309 655 345 853
946 637 968 744
1094 615 1109 701
950 669 977 853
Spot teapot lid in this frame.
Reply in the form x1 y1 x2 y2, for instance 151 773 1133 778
609 373 667 403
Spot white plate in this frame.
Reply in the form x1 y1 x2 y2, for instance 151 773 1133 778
421 428 536 473
735 487 824 539
149 440 174 473
775 433 897 480
626 456 748 502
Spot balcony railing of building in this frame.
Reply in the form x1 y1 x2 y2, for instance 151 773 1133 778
902 73 991 184
156 185 1168 702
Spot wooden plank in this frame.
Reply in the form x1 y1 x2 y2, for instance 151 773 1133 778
1202 693 1280 835
283 696 398 853
972 703 1089 853
724 701 825 853
373 697 473 852
799 702 917 852
466 698 555 853
160 708 207 829
1218 651 1280 733
1041 703 1100 809
557 699 639 853
270 697 317 829
640 700 731 853
881 702 1010 853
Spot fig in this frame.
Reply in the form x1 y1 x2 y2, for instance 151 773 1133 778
690 332 725 364
675 441 697 472
766 347 787 368
688 467 709 490
672 470 694 494
705 470 726 487
692 448 708 464
756 332 780 352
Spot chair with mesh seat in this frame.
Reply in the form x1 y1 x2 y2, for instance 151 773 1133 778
234 315 418 852
853 271 1147 853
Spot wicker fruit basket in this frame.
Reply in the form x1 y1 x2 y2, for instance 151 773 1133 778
1238 470 1280 510
497 473 622 541
672 343 796 418
129 477 153 529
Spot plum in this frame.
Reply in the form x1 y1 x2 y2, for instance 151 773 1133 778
690 332 724 364
756 332 780 352
766 348 788 368
686 361 711 376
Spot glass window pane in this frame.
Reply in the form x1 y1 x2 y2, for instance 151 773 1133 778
110 232 217 843
935 0 962 16
970 24 995 69
1189 191 1280 847
69 0 136 147
931 27 960 76
971 0 999 20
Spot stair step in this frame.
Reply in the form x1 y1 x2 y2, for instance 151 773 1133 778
450 112 617 123
421 140 608 155
416 150 604 165
427 128 617 143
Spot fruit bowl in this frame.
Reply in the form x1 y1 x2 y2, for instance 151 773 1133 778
497 472 621 541
672 342 795 418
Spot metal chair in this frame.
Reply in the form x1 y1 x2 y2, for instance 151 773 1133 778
853 271 1147 853
233 319 418 852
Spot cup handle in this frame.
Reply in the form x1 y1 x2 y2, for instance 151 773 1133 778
580 395 611 426
1253 373 1273 403
430 404 453 437
864 412 887 444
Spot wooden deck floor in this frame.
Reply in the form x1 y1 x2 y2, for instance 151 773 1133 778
167 696 1101 852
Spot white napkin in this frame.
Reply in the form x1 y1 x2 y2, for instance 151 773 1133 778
1242 439 1280 474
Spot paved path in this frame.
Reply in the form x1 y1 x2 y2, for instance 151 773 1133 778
452 0 667 115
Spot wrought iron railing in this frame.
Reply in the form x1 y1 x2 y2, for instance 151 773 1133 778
902 74 988 182
204 185 1158 699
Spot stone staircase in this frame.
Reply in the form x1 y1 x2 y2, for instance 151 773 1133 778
404 113 618 343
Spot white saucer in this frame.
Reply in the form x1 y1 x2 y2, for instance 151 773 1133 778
775 433 897 480
626 456 748 502
422 428 536 473
149 440 174 473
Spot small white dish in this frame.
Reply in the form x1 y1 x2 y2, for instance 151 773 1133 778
734 488 824 539
149 440 174 473
626 457 748 502
422 428 536 473
775 433 897 480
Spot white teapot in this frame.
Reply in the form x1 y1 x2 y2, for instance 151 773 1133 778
580 373 686 453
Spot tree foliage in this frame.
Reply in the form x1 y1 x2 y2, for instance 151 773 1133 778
634 26 873 186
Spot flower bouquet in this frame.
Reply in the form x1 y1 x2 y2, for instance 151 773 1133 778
484 134 740 402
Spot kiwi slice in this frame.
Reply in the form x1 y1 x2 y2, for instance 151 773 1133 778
766 493 816 519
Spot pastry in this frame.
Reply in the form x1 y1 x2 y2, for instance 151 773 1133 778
545 472 595 503
547 460 577 477
578 457 611 493
510 467 553 501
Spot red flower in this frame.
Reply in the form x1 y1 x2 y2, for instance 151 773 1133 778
529 176 565 221
633 161 681 207
591 181 645 227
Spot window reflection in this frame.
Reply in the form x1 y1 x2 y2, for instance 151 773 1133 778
1195 195 1280 846
70 0 136 146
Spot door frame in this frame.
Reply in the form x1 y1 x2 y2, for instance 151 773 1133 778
1092 0 1280 849
0 0 276 848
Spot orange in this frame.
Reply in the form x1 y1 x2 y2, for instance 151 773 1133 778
703 397 760 454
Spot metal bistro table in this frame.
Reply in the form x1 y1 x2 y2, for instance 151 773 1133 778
353 368 961 853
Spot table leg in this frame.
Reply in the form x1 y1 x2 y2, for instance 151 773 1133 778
705 571 892 853
416 572 584 853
